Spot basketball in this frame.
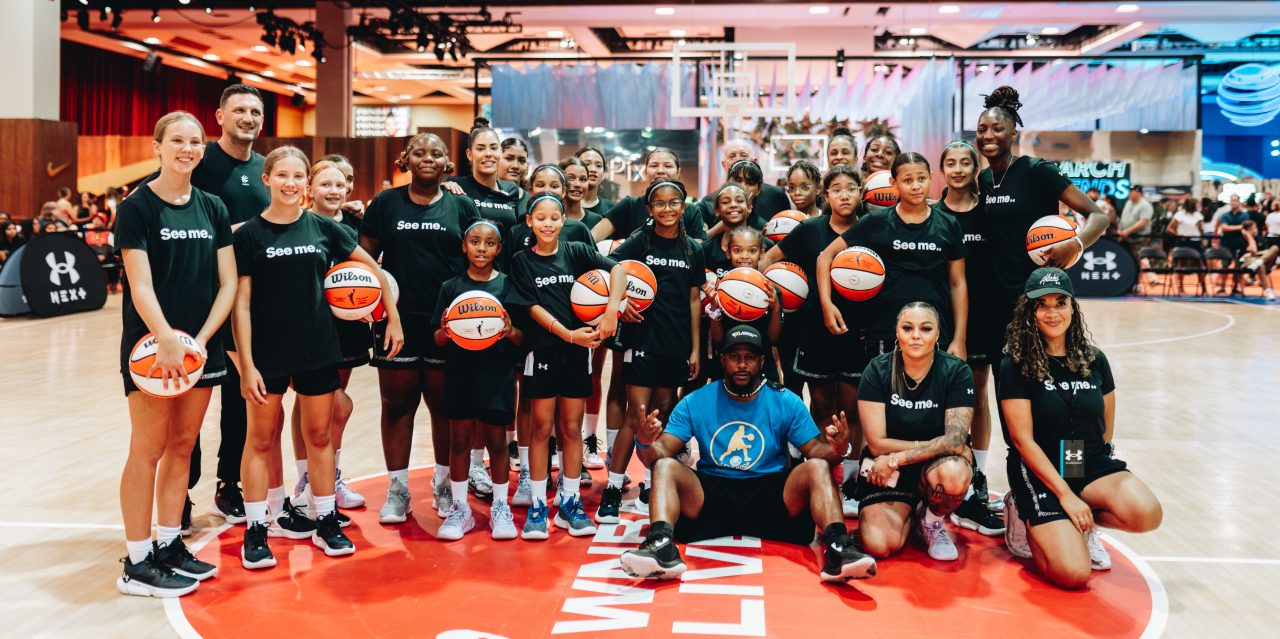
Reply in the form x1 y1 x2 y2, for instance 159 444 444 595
764 261 809 313
716 267 772 321
571 268 620 326
1026 215 1081 267
324 261 382 321
763 209 808 242
363 270 399 323
596 239 622 255
863 170 900 207
128 330 205 398
444 291 506 350
831 246 886 301
621 260 658 313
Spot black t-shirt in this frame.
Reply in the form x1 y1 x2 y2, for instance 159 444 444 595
360 187 479 318
331 210 362 238
432 272 519 370
775 215 847 319
583 198 612 221
859 351 975 442
700 232 774 278
509 241 617 350
978 156 1072 296
841 206 966 341
447 174 521 231
602 196 707 240
509 218 594 256
699 183 791 230
574 209 605 230
116 185 233 363
610 232 705 358
997 351 1115 467
233 212 357 377
190 142 270 225
935 197 993 307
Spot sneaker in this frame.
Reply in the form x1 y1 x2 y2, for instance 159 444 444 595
154 538 217 581
508 440 520 470
971 469 1003 511
631 482 651 515
511 467 533 507
117 550 198 598
1003 492 1033 559
437 503 475 541
620 530 685 579
292 471 309 504
468 464 494 499
490 501 518 540
1267 289 1276 302
915 507 959 561
1086 528 1112 571
212 481 247 525
312 511 355 557
270 498 317 539
554 495 598 537
180 497 193 537
334 470 366 509
521 501 550 540
580 463 594 488
378 478 412 524
432 479 454 518
596 485 622 524
583 435 605 469
951 493 1006 536
241 522 276 569
819 538 878 582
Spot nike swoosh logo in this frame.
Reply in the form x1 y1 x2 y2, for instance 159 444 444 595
46 161 70 178
653 537 670 549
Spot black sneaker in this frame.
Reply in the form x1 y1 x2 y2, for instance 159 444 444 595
596 485 622 524
117 548 199 598
212 481 247 525
312 511 356 557
508 440 520 469
633 481 650 515
951 493 1007 536
155 538 218 581
580 462 594 488
820 539 877 582
620 529 685 579
180 496 193 537
269 498 317 540
241 522 276 569
972 469 1001 512
336 510 352 528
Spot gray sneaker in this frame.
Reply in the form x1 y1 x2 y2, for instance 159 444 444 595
490 501 518 540
433 479 454 518
511 467 533 507
468 464 494 499
334 470 365 509
378 478 411 524
437 503 475 541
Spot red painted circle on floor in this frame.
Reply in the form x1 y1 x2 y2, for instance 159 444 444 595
174 468 1162 638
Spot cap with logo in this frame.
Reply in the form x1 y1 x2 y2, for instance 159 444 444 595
721 325 765 353
1024 267 1074 299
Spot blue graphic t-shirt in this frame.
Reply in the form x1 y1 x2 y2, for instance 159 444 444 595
664 383 819 478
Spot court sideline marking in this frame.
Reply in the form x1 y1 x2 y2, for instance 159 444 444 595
1101 299 1236 349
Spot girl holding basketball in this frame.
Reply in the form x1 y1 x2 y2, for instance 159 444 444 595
232 146 401 568
360 132 480 525
431 220 524 540
117 111 237 597
509 194 627 539
707 225 784 381
575 146 614 221
600 180 705 523
591 148 706 242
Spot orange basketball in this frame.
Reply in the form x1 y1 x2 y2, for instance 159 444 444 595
363 270 399 323
764 261 809 313
444 291 506 350
1026 215 1081 267
596 239 622 255
128 330 206 398
863 170 899 208
571 268 617 326
324 261 381 321
716 267 772 322
763 209 808 242
831 246 886 301
621 260 658 313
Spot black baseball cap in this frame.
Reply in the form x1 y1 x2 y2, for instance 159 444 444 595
721 325 765 353
1024 267 1074 299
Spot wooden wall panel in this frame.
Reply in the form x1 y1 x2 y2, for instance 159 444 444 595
0 119 77 218
77 136 153 177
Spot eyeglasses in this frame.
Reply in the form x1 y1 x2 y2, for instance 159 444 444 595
827 188 861 197
785 183 815 192
650 200 684 211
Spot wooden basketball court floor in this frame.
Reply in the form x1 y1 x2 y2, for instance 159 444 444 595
1 295 1276 637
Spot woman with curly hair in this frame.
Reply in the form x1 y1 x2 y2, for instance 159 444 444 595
997 267 1161 589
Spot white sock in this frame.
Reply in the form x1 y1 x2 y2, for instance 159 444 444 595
435 465 449 488
560 476 581 503
606 429 618 454
156 525 180 547
973 448 989 472
245 500 269 526
126 539 153 564
335 449 341 468
923 507 945 525
518 446 530 469
295 459 308 479
492 482 509 504
451 480 468 507
470 449 485 468
267 486 285 517
313 493 336 517
841 460 857 483
530 479 547 506
584 413 599 436
644 468 652 485
608 471 627 489
389 468 409 487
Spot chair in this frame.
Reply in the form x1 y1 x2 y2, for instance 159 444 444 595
1204 246 1242 295
1137 246 1171 296
1168 246 1206 296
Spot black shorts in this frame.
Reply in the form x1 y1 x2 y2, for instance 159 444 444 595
1007 446 1129 527
854 448 972 509
522 343 593 399
335 319 372 369
969 294 1017 366
120 343 228 396
674 469 815 546
371 315 445 370
443 355 517 425
262 365 341 396
791 325 863 383
624 349 690 388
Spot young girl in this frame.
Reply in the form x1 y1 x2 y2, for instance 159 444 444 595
861 135 901 176
116 111 237 597
575 146 613 220
499 137 531 193
591 147 706 242
447 118 522 231
361 133 480 525
431 221 524 540
509 194 627 539
560 156 605 230
598 180 705 523
827 127 857 169
232 146 401 568
511 164 594 250
708 226 783 381
704 160 773 236
785 160 823 218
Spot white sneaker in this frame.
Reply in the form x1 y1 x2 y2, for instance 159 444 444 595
1086 529 1112 570
583 435 606 470
378 478 411 524
916 507 959 561
468 464 494 498
1267 289 1276 302
292 472 309 505
334 470 365 509
432 479 454 518
437 503 475 541
490 501 518 540
551 452 560 471
842 495 860 518
511 467 533 507
1003 492 1032 559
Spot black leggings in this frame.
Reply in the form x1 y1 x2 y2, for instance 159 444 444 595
188 353 248 489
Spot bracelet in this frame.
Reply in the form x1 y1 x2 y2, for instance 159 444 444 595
633 437 651 450
1073 236 1085 252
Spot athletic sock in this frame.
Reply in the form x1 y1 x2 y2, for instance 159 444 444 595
973 448 989 472
560 476 581 504
295 459 308 480
530 479 547 506
821 522 851 547
607 471 627 489
156 525 180 547
126 539 153 564
266 486 285 518
450 480 468 509
334 449 342 469
313 494 336 518
606 429 618 454
389 468 409 487
518 446 530 469
584 413 599 437
492 482 509 504
923 507 945 525
643 468 652 485
470 449 485 468
245 500 269 527
434 465 449 488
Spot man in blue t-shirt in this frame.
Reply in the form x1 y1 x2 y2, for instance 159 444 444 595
620 325 877 584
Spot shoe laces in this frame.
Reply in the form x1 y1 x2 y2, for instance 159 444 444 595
584 435 601 454
247 522 269 545
145 551 179 577
443 504 470 527
925 519 954 546
316 512 341 536
528 502 548 521
492 501 514 526
283 499 308 521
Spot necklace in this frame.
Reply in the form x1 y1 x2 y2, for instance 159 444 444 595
723 378 765 399
992 155 1018 190
903 372 924 391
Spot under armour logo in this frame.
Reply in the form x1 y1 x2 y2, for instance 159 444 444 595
1064 450 1084 462
538 363 549 371
635 350 645 359
46 251 80 286
1083 251 1117 271
241 175 250 186
967 388 974 395
1037 492 1048 500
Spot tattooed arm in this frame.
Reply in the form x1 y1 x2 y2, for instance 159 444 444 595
887 407 974 466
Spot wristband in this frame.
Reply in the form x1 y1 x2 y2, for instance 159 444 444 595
1072 236 1085 252
633 437 651 450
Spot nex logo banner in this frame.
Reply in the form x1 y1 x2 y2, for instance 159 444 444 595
46 251 80 286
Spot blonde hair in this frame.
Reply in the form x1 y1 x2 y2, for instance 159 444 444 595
263 146 310 176
310 160 346 184
153 111 204 142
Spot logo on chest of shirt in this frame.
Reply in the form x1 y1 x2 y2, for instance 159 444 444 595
396 220 447 232
709 421 766 470
159 228 212 241
534 274 576 287
892 239 941 252
241 175 250 186
890 393 936 410
1044 380 1097 393
964 233 985 244
645 255 689 269
985 194 1014 205
475 200 513 211
266 244 320 259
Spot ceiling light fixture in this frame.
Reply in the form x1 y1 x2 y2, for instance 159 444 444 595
1041 27 1060 35
252 45 269 52
809 6 830 15
151 9 161 23
670 29 686 37
144 37 161 44
909 27 927 36
1116 4 1139 13
938 5 960 14
547 29 564 38
295 59 312 66
654 7 676 16
203 53 219 61
261 70 275 77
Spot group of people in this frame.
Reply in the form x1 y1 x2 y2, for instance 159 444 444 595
114 83 1162 602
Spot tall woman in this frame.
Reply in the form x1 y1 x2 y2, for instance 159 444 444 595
447 117 521 231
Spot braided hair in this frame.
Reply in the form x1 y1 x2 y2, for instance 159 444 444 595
1004 294 1096 382
982 85 1024 128
787 159 822 185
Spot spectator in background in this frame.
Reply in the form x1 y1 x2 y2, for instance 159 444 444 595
1169 198 1204 249
0 212 10 226
54 187 75 226
0 222 25 264
24 202 59 238
73 192 97 226
1265 200 1280 250
83 217 119 292
1118 186 1153 243
1215 198 1250 295
1245 196 1265 233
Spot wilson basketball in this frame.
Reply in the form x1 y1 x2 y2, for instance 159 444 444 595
363 270 399 323
596 239 622 255
128 330 206 398
831 246 886 301
863 170 899 207
621 260 658 313
571 268 619 326
716 267 772 322
444 291 506 350
1026 215 1081 267
763 209 808 242
324 261 382 321
764 261 809 313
